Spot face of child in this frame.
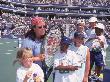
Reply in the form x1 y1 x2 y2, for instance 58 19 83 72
95 27 103 36
20 57 33 68
74 37 84 47
60 43 69 52
77 24 84 32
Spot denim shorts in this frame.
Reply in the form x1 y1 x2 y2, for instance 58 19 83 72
90 51 104 67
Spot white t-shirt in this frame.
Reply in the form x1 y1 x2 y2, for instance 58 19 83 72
16 63 44 82
53 50 80 82
69 44 88 82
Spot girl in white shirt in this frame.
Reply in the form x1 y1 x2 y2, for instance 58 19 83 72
14 48 44 82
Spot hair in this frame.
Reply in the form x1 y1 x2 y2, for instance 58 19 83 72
25 25 46 41
13 48 33 65
95 27 104 36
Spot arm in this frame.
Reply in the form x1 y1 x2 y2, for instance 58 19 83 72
32 54 45 61
83 48 90 82
23 71 32 82
54 65 78 71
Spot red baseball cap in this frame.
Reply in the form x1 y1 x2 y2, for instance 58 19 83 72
31 17 46 27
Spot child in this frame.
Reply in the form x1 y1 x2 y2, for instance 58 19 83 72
69 31 90 82
90 23 108 76
14 48 44 82
53 36 81 82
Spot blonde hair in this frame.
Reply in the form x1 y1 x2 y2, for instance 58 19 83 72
13 48 33 65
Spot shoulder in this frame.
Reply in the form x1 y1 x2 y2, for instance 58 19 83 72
67 49 76 55
21 38 35 48
68 44 75 51
17 66 24 72
67 50 77 57
22 38 34 44
81 45 88 49
16 66 25 76
98 35 106 41
32 63 41 69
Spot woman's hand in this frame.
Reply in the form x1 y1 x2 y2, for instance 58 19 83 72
30 54 45 61
32 54 45 61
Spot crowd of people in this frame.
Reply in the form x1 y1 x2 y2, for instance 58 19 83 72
0 13 110 39
0 0 110 82
1 0 110 6
12 16 109 82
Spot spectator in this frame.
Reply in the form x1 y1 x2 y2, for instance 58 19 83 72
14 48 44 82
54 36 80 82
90 23 108 76
69 31 90 82
21 16 50 82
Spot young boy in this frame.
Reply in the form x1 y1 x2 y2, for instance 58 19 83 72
90 23 108 76
53 36 80 82
14 48 44 82
69 31 90 82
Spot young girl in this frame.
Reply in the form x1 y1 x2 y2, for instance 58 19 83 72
14 48 44 82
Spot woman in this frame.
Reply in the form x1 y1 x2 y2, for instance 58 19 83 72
21 17 47 81
22 16 46 67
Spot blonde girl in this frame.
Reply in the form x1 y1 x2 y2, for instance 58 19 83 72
14 48 44 82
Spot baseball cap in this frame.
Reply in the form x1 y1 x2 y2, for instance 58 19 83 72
89 17 97 22
31 17 46 27
61 36 71 45
95 23 105 30
74 31 85 39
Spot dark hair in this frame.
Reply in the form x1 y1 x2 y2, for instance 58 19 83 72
74 31 85 39
25 25 46 41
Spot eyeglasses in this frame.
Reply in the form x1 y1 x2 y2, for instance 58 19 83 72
37 25 47 29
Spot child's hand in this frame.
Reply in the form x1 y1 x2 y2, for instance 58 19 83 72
24 71 32 81
34 76 41 82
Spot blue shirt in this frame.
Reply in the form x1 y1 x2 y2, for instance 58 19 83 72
21 38 43 67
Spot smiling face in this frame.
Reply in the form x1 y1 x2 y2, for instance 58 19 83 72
33 25 46 38
20 57 33 68
17 48 33 68
31 17 46 39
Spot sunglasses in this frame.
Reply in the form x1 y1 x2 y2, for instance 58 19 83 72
37 25 47 29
